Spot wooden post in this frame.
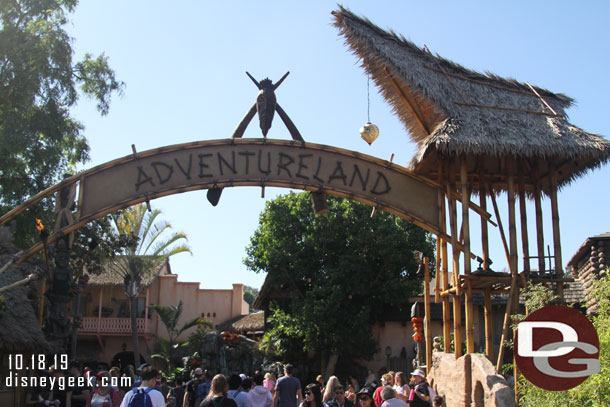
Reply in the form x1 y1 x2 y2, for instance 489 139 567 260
461 159 475 354
496 273 518 371
435 239 441 304
38 279 46 324
484 288 493 360
550 170 563 299
479 169 489 270
144 287 150 334
533 166 545 274
518 164 530 273
507 158 519 282
97 287 103 333
447 160 463 359
424 257 432 373
438 163 451 353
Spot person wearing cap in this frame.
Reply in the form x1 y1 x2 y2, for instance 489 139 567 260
273 364 302 407
185 368 205 407
379 387 405 407
195 371 214 406
86 371 120 407
373 374 392 407
408 370 429 407
355 387 375 407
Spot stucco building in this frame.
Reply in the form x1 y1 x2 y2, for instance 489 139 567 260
76 258 249 365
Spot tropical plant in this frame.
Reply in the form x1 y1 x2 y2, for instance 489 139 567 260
112 204 191 370
150 300 212 370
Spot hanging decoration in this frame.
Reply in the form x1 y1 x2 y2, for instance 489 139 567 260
360 75 379 145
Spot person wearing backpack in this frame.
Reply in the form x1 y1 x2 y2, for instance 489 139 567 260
200 375 238 407
120 368 166 407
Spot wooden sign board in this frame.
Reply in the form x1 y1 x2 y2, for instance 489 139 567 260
79 139 441 234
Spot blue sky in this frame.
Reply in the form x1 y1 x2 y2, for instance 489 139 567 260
68 2 610 289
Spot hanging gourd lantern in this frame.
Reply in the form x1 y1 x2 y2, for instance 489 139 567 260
360 75 379 145
360 122 379 145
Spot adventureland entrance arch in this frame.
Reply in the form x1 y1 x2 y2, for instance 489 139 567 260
0 137 491 263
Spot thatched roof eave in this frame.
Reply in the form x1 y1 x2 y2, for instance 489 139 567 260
332 6 610 185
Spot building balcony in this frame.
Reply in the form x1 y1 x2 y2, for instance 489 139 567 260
79 317 153 335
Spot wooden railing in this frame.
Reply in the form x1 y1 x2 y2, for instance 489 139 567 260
80 317 151 334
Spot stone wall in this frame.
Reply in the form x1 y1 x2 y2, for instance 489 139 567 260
428 352 514 407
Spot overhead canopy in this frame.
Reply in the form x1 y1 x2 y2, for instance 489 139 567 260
332 6 610 193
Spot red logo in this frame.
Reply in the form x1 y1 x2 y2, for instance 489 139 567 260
515 305 600 391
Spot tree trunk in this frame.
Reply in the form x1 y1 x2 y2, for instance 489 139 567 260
130 295 141 368
323 354 338 379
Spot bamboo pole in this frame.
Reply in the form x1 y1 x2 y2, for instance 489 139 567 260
507 159 519 282
435 239 441 303
518 165 530 273
461 159 475 354
490 192 512 269
484 288 493 360
533 166 545 274
496 273 518 371
447 160 462 358
479 169 489 270
550 170 564 299
438 162 451 353
424 257 432 373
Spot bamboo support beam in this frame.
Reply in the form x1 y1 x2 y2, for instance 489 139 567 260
550 171 563 299
479 170 489 270
484 288 494 360
518 166 530 273
438 163 451 353
447 161 462 358
424 257 432 373
507 159 519 280
534 167 545 274
461 159 475 354
496 273 518 371
490 191 513 270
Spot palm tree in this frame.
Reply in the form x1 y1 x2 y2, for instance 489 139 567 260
112 204 191 370
150 300 212 370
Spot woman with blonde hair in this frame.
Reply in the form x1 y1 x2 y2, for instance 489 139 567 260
322 376 340 403
200 374 238 407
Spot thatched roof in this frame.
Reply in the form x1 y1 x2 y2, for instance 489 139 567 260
86 257 169 287
332 6 610 191
216 312 264 334
0 253 52 353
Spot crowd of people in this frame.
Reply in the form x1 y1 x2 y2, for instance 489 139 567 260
24 361 444 407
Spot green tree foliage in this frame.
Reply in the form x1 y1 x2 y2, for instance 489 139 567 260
111 204 191 371
517 272 610 407
243 285 260 311
245 192 435 368
150 300 212 370
0 0 124 247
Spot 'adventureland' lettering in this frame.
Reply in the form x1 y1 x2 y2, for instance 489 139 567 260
134 149 391 195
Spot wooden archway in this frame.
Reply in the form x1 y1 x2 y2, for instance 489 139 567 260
0 138 492 263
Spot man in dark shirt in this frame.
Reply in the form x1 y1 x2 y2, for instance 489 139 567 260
185 368 205 407
67 361 90 407
273 364 301 407
408 370 430 407
327 385 354 407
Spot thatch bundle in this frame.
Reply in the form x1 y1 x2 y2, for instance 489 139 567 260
0 253 51 353
216 312 264 334
332 6 610 192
